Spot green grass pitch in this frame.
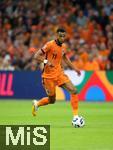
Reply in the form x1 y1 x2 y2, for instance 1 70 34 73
0 100 113 150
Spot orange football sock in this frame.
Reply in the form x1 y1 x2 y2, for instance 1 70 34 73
70 94 78 116
37 97 49 107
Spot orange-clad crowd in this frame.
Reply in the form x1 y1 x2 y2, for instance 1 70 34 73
0 0 113 71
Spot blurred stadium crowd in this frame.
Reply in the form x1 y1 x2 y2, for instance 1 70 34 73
0 0 113 71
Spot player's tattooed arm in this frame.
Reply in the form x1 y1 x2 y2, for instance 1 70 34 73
32 49 45 70
33 49 54 70
62 54 81 76
33 49 45 63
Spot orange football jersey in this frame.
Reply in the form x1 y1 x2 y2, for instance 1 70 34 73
41 40 66 78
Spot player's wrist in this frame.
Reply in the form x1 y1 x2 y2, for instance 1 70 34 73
43 59 48 64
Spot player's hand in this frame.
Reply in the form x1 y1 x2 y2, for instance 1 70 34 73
76 70 81 76
73 67 81 76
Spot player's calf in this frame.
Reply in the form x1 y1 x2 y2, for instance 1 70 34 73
69 88 78 94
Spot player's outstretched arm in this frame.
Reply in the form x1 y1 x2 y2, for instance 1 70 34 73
62 54 81 76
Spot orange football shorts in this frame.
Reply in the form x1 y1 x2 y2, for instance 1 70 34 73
42 73 70 96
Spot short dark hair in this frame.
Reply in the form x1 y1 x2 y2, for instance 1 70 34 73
56 28 66 33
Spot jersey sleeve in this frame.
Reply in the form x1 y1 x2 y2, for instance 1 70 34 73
41 42 51 53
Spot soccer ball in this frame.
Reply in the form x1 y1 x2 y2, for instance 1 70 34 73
72 116 85 128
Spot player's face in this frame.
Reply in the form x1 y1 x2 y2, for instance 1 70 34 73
57 32 66 43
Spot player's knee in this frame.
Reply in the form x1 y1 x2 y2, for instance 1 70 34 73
70 88 78 94
49 95 56 104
